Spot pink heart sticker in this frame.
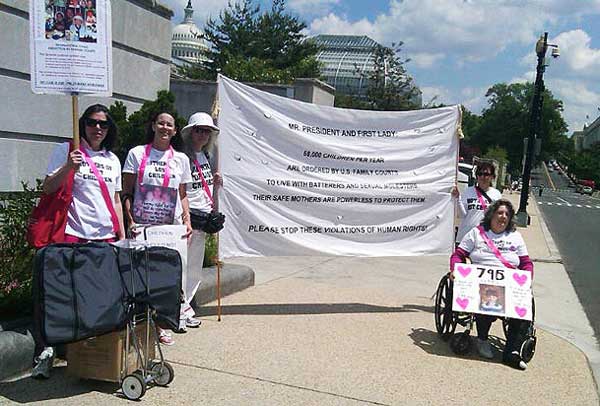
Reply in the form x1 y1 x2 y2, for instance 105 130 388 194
513 273 528 286
457 265 472 278
515 306 527 318
456 297 469 309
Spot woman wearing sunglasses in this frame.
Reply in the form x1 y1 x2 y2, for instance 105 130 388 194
33 104 125 379
179 112 223 331
453 162 502 246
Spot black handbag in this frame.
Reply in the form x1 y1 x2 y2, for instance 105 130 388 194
190 209 225 234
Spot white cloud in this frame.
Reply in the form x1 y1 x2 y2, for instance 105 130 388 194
420 85 488 113
288 0 340 15
307 13 376 37
410 53 445 69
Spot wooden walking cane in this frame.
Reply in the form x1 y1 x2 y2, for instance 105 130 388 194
72 93 80 149
210 93 222 321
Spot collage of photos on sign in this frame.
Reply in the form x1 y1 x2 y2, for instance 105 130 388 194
44 0 97 43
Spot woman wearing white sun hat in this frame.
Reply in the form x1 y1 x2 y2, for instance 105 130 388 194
180 112 223 329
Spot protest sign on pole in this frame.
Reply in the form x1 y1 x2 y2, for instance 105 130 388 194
29 0 112 96
452 263 533 321
217 75 461 258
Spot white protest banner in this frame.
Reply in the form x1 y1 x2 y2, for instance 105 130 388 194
452 263 533 321
29 0 112 95
217 75 460 258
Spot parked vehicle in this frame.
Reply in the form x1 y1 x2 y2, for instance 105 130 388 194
582 186 593 195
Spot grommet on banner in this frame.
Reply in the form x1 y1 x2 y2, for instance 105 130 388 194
233 153 242 161
263 111 272 118
415 128 421 133
439 128 445 133
336 215 344 221
261 159 269 165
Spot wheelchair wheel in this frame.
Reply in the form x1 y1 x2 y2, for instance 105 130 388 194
520 335 537 363
450 331 472 355
434 273 457 341
503 297 536 339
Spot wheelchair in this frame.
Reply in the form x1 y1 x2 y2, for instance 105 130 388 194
434 272 537 362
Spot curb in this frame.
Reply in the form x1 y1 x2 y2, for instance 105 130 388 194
0 263 254 382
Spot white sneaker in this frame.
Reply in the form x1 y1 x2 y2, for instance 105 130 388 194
476 338 494 359
185 317 201 328
512 351 528 370
32 347 54 379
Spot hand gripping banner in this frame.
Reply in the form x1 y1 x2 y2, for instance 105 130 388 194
217 75 460 258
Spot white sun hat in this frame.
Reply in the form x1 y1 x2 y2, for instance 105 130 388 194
181 112 219 139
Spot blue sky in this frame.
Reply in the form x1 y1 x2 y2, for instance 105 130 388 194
164 0 600 134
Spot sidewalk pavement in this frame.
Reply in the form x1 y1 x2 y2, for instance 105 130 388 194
0 193 598 405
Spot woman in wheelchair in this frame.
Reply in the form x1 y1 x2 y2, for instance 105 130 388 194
450 199 533 370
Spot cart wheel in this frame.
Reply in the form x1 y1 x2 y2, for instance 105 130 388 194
449 331 472 355
434 273 457 341
122 371 146 400
150 361 175 386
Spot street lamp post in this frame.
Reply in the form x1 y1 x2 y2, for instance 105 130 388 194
516 32 558 226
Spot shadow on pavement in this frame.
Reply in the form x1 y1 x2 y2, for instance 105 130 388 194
0 366 116 403
408 327 506 365
197 302 435 316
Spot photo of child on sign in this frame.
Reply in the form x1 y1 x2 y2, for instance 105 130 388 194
479 284 505 313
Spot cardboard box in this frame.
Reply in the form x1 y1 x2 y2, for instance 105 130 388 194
66 322 156 382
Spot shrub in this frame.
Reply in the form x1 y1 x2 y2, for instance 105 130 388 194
203 234 218 267
0 181 40 320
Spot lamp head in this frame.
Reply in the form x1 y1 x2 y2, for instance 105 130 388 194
551 46 560 58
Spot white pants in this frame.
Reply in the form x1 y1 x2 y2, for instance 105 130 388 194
181 229 206 319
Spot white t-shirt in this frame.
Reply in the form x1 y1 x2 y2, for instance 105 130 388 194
47 142 121 240
456 186 502 242
186 152 214 213
123 145 192 224
458 227 528 268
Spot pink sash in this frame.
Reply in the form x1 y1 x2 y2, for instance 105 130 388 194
193 158 214 208
477 225 516 269
138 144 174 187
474 187 489 210
80 147 120 233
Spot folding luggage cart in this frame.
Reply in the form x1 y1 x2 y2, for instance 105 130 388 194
118 242 175 400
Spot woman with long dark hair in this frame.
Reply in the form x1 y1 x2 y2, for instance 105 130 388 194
122 111 192 346
33 104 125 379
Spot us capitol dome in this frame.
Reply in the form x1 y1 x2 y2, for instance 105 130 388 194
171 0 207 66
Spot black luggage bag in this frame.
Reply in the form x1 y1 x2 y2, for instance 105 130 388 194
33 242 182 346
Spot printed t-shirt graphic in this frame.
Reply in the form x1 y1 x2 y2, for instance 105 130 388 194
47 142 121 239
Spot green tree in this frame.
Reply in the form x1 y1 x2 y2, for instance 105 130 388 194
334 43 420 111
566 143 600 186
467 82 568 174
189 0 321 83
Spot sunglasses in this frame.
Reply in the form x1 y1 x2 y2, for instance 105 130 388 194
477 172 493 177
192 126 211 134
84 118 110 129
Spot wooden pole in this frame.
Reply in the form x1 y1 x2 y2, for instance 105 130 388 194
72 93 80 149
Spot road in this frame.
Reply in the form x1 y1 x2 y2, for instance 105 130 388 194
531 165 600 342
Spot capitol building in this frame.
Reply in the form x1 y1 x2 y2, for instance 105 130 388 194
171 0 207 66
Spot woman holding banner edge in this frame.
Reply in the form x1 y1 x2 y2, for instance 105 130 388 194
122 111 193 346
452 162 502 245
32 104 125 379
450 199 533 370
